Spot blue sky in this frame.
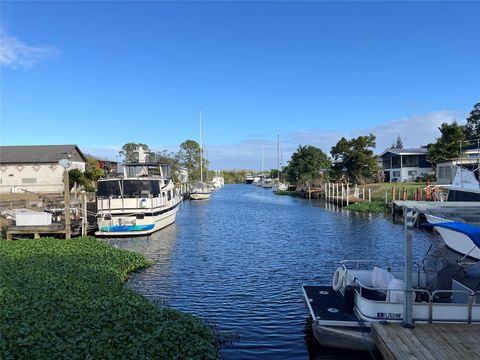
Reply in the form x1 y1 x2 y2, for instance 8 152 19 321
1 1 479 170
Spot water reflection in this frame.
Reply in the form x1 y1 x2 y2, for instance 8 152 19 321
105 185 434 359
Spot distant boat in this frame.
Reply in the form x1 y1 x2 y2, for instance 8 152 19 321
95 156 181 236
245 174 254 184
272 134 288 192
261 177 273 188
190 110 211 201
212 175 224 188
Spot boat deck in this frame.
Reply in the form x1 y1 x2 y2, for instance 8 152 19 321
302 285 360 323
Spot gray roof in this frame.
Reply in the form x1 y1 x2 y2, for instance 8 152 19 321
0 145 87 164
380 148 428 157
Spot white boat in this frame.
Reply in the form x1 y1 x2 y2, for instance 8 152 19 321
190 110 211 201
190 181 211 200
261 177 273 188
95 161 181 236
302 222 480 351
425 213 480 259
411 166 480 258
446 166 480 201
245 174 254 184
272 181 288 191
212 175 224 188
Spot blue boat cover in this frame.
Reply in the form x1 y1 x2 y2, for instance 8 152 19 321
421 222 480 248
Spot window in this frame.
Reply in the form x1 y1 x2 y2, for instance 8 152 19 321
22 178 37 184
438 166 451 179
392 171 400 178
407 170 417 177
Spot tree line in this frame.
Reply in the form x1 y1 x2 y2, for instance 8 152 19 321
72 102 479 188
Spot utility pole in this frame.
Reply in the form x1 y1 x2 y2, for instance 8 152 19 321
64 168 71 239
59 155 72 239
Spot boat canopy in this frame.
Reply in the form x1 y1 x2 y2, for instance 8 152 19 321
422 221 480 248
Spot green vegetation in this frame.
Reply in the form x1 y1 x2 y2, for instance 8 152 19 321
358 182 429 202
284 145 330 183
0 237 218 359
273 190 301 197
344 201 386 213
331 134 381 184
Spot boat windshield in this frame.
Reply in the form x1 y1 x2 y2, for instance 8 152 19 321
97 180 121 197
97 179 161 197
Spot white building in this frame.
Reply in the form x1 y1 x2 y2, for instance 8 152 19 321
436 144 480 185
379 148 434 182
0 145 87 194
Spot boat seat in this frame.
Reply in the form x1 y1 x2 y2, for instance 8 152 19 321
360 287 387 301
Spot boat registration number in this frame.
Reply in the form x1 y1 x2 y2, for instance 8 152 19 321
377 312 402 320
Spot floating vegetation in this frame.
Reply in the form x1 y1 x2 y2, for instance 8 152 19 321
0 237 218 359
344 201 386 213
273 190 301 197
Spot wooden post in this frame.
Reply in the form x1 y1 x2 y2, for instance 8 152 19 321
346 183 350 206
336 183 339 203
64 169 71 239
82 192 87 237
403 187 407 201
392 186 396 201
385 189 388 204
341 184 344 204
369 188 371 203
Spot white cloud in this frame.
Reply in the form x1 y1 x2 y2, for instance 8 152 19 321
81 110 462 170
0 30 60 69
207 110 460 170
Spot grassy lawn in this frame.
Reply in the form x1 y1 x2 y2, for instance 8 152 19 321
0 237 218 359
357 182 432 202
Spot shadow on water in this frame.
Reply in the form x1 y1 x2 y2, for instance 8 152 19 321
104 184 435 359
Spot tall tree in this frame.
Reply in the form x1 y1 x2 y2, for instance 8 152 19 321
330 133 379 183
391 135 404 149
284 145 331 183
176 140 208 181
464 102 480 141
427 121 465 163
119 143 151 162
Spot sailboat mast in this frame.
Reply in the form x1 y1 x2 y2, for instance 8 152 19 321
261 145 264 176
199 110 203 183
277 134 280 181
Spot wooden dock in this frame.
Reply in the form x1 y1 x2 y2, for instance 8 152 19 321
372 322 480 359
5 221 81 240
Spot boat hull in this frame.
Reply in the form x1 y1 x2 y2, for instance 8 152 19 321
95 202 179 237
425 214 480 259
190 192 211 200
312 323 375 352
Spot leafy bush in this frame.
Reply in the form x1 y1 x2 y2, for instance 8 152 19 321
344 201 386 213
0 237 218 359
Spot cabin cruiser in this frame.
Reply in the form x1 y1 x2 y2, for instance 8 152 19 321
95 162 181 236
261 177 273 188
245 174 254 184
446 166 480 201
302 222 480 351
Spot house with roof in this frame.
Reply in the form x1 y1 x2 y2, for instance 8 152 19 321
0 145 87 194
379 148 434 182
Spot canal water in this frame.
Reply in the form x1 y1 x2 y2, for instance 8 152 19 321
105 184 435 359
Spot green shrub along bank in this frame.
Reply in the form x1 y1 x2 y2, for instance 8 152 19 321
344 201 386 213
0 237 218 359
273 190 302 197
